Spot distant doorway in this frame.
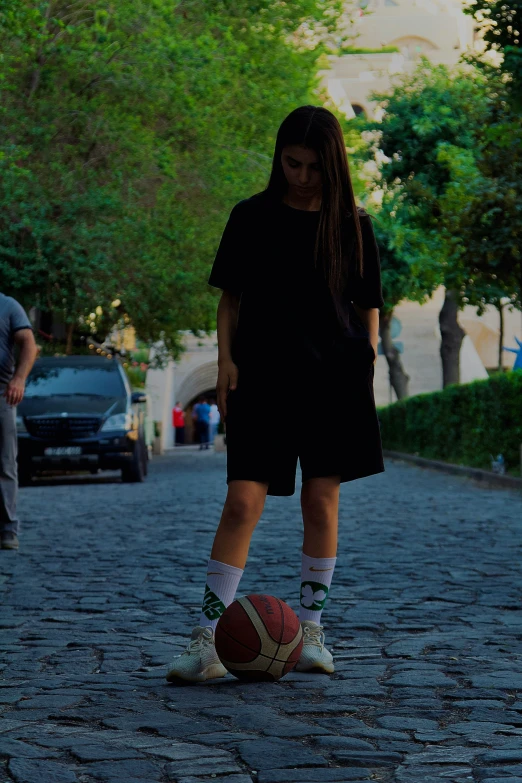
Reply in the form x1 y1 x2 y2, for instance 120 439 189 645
185 388 218 445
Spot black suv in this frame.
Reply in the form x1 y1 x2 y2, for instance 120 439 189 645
17 356 148 483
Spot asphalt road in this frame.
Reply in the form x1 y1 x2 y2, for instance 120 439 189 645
1 449 522 783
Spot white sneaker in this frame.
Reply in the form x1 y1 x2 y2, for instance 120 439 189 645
166 626 227 683
295 620 335 674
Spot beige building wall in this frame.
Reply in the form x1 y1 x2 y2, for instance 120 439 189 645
145 345 175 452
323 0 476 119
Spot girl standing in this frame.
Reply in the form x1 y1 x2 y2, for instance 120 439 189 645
167 106 384 683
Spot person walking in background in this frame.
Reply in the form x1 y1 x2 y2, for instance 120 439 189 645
209 398 220 444
0 294 38 551
192 396 211 450
173 401 185 446
167 106 383 683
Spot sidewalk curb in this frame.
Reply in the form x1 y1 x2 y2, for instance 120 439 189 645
383 450 522 491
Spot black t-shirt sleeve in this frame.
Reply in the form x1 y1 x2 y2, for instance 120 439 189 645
208 203 245 296
351 213 384 309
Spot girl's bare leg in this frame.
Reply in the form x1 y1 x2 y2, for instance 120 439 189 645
301 476 340 558
210 479 269 568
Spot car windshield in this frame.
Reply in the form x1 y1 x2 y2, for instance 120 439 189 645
25 364 126 398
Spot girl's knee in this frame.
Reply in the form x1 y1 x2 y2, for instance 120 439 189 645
301 483 339 529
222 489 264 528
302 491 336 518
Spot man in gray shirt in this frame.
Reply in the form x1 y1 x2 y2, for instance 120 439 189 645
0 294 38 550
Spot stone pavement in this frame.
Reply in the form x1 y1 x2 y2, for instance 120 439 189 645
1 451 522 783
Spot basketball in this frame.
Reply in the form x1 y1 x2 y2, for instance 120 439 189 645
214 594 303 681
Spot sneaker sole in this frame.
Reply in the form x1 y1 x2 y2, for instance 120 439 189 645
294 661 335 674
1 543 19 550
165 663 227 683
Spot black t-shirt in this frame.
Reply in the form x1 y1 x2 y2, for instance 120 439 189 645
208 192 384 373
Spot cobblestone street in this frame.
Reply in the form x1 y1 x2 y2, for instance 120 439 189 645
1 450 522 783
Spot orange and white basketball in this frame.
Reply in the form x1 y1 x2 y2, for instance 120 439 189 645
215 594 303 682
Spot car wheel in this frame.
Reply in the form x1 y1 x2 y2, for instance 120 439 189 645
121 438 145 483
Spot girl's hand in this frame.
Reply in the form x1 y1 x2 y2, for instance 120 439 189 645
217 360 239 420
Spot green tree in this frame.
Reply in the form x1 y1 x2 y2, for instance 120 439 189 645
465 0 522 106
437 137 522 368
0 0 348 358
361 58 520 386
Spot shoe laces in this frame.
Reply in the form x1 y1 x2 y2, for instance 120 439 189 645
183 627 214 656
302 624 325 650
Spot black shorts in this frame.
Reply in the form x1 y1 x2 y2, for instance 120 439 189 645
225 362 384 496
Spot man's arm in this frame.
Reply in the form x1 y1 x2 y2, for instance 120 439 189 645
4 329 38 406
353 305 379 363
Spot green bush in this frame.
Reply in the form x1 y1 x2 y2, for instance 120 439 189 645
125 366 146 389
378 371 522 475
130 347 150 364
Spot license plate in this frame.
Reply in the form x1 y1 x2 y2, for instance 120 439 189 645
44 447 82 456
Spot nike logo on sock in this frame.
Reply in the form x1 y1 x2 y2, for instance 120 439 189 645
309 566 334 572
207 572 225 576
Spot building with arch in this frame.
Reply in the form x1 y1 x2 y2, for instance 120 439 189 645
323 0 476 118
146 333 220 450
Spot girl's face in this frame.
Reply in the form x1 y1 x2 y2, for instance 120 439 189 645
281 145 322 200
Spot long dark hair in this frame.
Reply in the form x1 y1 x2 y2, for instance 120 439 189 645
265 105 363 297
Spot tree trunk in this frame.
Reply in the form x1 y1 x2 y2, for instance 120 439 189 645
27 3 52 101
28 55 44 101
379 310 410 400
439 289 465 387
65 323 74 355
498 302 504 372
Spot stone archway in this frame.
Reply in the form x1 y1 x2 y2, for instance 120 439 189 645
351 103 366 117
388 36 438 60
176 360 218 409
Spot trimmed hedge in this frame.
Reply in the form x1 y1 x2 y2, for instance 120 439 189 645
378 371 522 476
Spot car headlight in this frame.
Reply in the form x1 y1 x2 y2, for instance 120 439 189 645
101 413 132 432
16 415 27 433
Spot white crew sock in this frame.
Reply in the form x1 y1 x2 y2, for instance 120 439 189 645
199 558 244 631
299 553 337 624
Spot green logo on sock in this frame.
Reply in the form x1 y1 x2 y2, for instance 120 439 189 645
202 584 226 621
300 580 329 611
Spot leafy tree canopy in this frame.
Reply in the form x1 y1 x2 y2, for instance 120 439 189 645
0 0 348 359
359 58 521 313
465 0 522 106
